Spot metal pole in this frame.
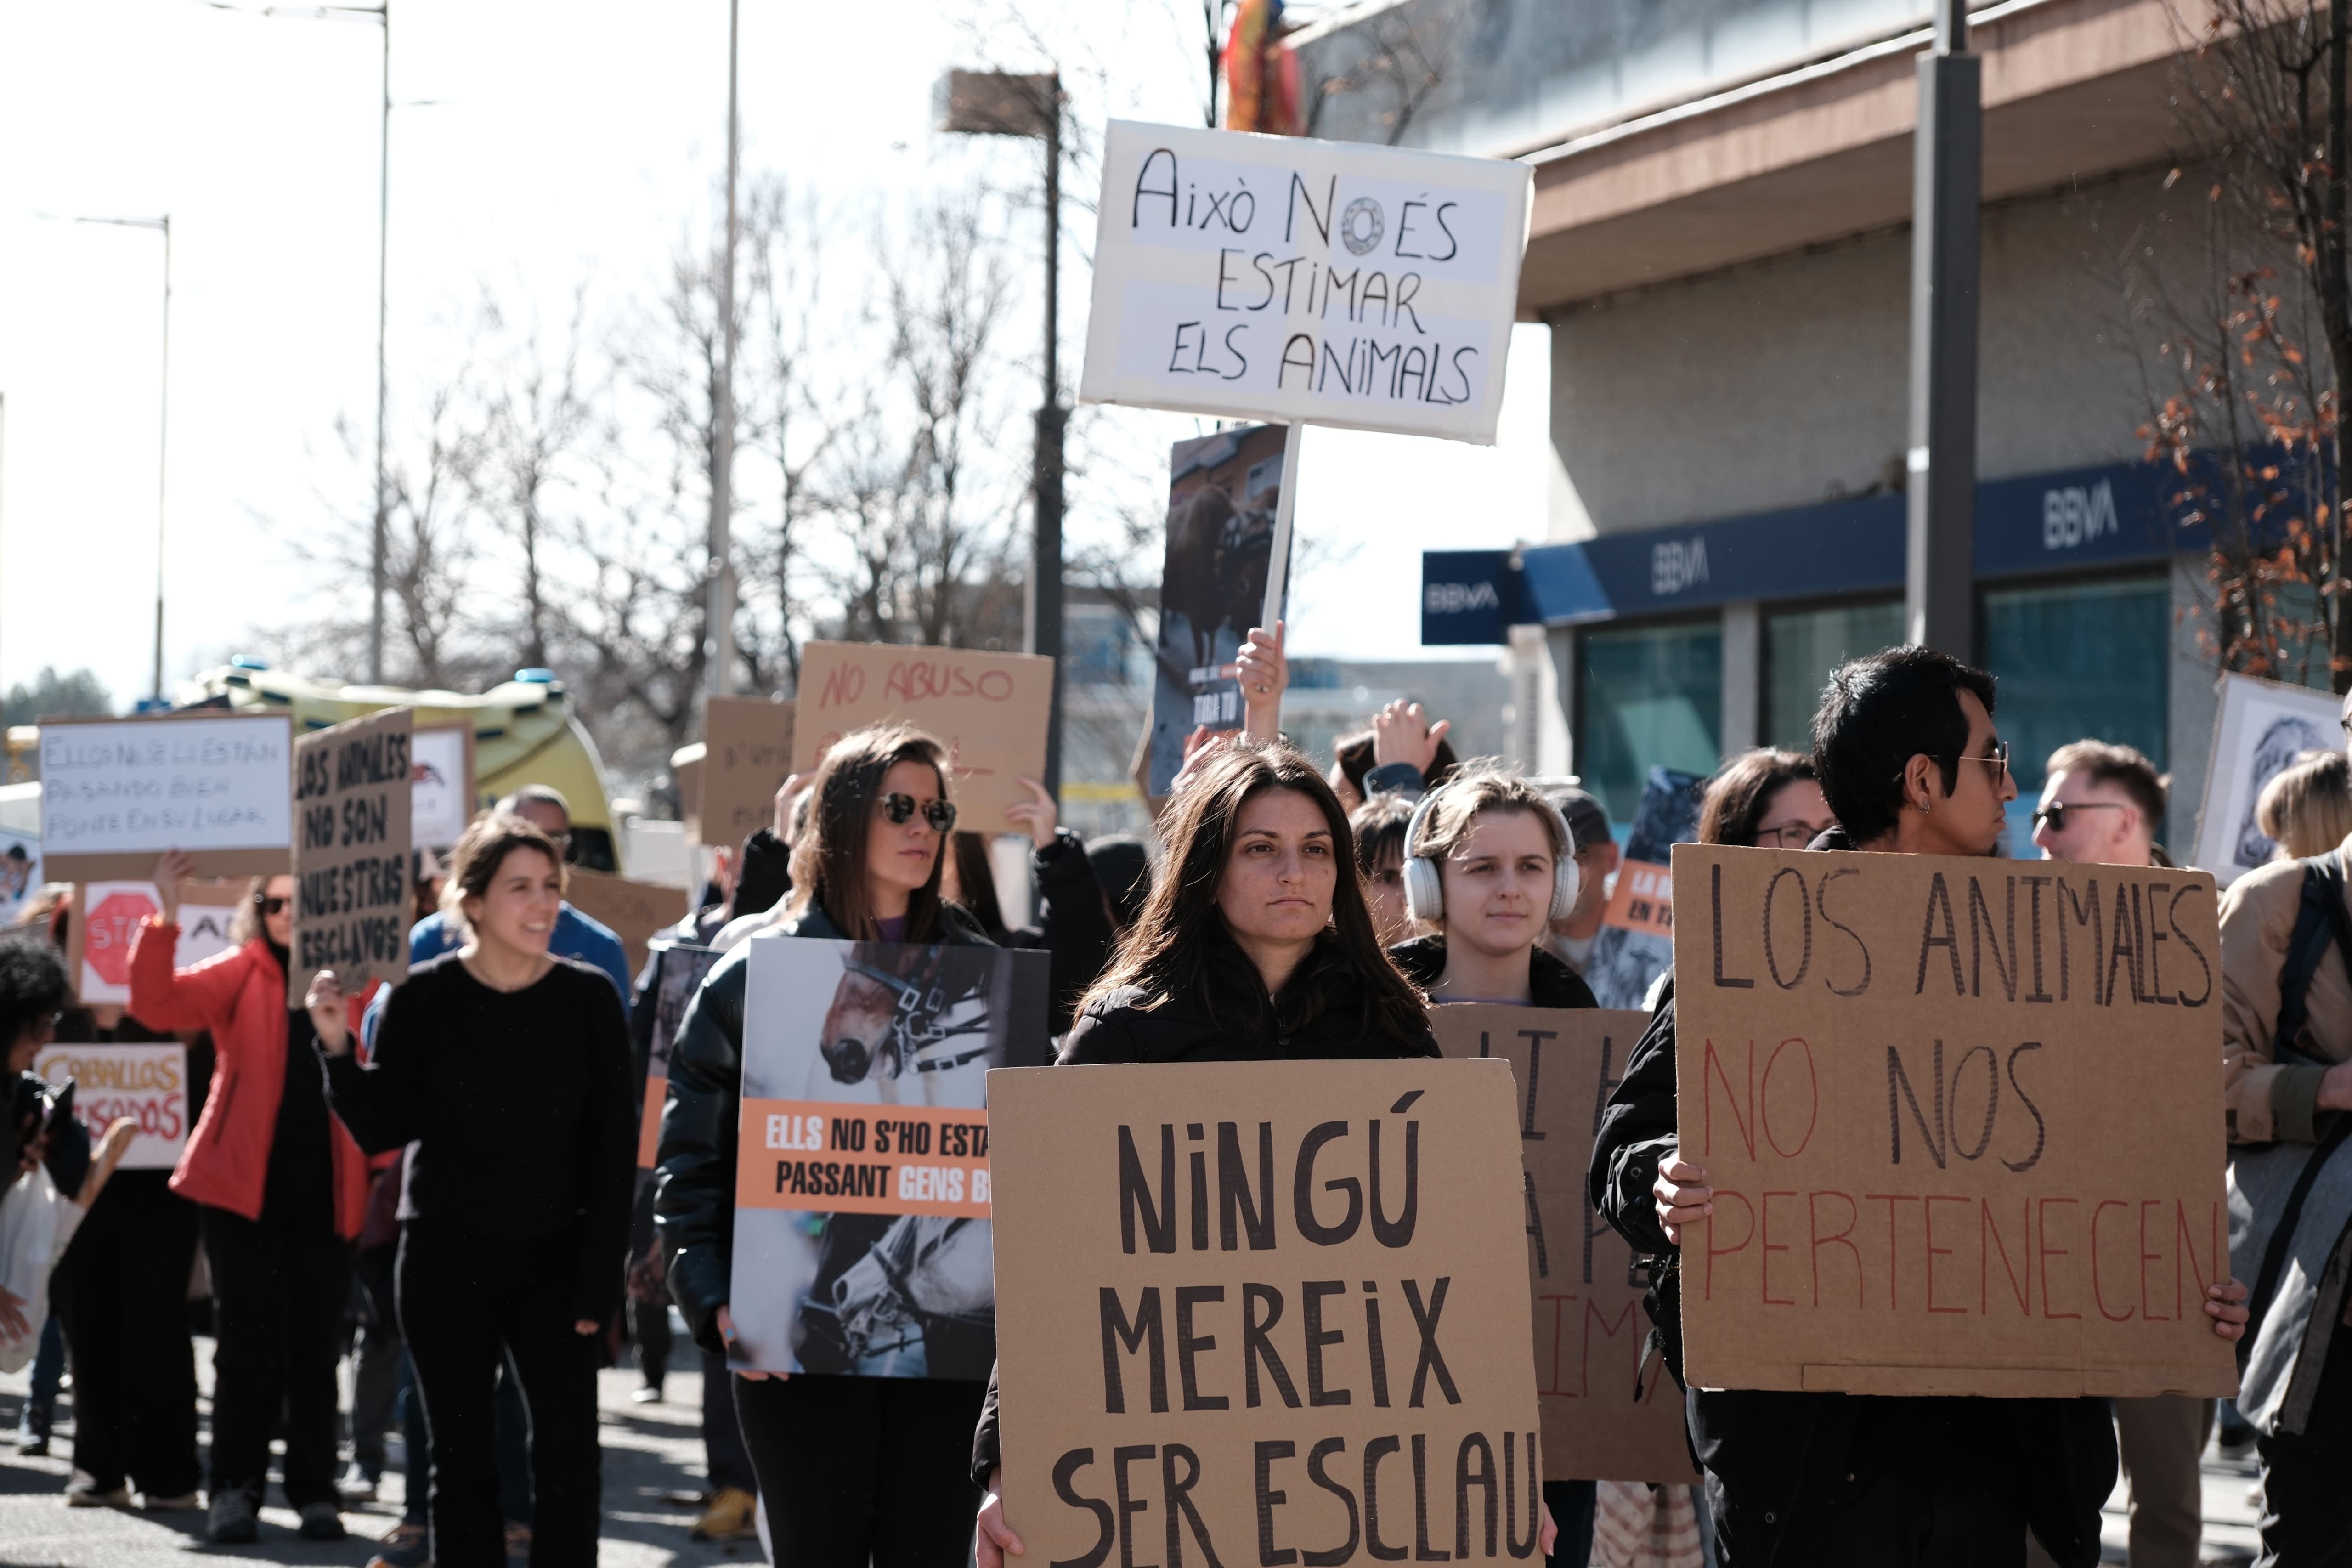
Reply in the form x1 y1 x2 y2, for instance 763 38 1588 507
1027 77 1067 797
705 0 740 699
1259 421 1304 628
0 392 7 706
1903 0 1980 659
369 3 390 684
153 217 171 705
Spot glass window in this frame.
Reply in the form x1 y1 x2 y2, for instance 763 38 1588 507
1984 575 2171 853
1577 621 1722 830
1764 600 1905 751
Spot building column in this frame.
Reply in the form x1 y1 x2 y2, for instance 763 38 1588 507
1543 625 1577 777
1720 600 1761 758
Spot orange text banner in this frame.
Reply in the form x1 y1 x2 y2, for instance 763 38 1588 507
734 1098 992 1219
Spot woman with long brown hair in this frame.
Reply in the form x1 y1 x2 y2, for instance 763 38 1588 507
657 722 995 1568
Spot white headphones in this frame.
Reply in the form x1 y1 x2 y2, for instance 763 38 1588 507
1400 783 1582 924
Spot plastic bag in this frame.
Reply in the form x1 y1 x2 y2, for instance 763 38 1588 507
0 1164 84 1374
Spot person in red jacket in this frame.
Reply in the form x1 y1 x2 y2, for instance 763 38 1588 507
130 852 371 1547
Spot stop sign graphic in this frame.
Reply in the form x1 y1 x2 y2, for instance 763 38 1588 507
84 889 160 991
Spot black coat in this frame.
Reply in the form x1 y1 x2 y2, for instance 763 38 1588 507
1388 933 1600 1010
652 901 994 1356
1590 980 2118 1565
983 829 1119 1036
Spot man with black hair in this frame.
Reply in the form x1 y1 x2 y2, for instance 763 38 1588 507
1590 646 2250 1566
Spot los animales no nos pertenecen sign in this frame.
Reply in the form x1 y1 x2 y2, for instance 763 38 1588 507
1081 121 1531 444
989 1058 1545 1568
289 708 413 1008
1671 844 2236 1398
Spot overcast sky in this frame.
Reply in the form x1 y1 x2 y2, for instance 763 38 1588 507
0 0 1549 710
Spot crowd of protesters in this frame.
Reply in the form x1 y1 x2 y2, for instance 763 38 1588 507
7 618 2352 1567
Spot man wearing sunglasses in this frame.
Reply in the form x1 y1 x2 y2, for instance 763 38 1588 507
2030 741 2171 870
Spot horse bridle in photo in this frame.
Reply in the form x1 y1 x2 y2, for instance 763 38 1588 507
840 951 995 1075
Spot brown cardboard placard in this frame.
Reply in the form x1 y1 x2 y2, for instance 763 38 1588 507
1432 1007 1700 1483
671 744 707 843
288 708 413 1008
38 711 295 882
792 641 1052 830
1670 843 2238 1398
989 1058 1546 1565
700 696 795 852
565 867 688 978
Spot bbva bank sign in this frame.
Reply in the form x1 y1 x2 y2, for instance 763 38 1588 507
2042 478 2118 551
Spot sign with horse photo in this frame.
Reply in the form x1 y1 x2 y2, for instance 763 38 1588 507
727 934 1050 1379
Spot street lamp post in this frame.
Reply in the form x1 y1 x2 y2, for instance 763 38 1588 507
938 68 1067 796
707 0 741 701
77 215 172 705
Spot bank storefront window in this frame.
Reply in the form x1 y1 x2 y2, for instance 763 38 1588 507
1577 620 1722 831
1765 600 1905 751
1984 576 2171 850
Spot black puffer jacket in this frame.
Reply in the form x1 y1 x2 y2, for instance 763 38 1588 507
982 829 1118 1036
1388 933 1600 1010
652 901 994 1355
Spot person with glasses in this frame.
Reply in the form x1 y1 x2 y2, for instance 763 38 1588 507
2030 740 2173 869
1696 747 1832 851
656 722 997 1568
130 856 375 1544
1590 647 2250 1567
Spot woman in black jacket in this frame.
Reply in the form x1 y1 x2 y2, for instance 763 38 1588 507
309 813 635 1568
656 723 994 1568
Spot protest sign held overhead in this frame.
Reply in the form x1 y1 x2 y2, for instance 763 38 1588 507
32 1042 191 1170
288 708 412 1008
2190 672 2342 887
1148 424 1290 794
792 641 1052 828
1081 120 1531 443
1671 843 2237 1398
700 695 796 850
71 879 242 1007
989 1057 1545 1567
39 712 294 882
727 934 1049 1377
409 723 475 852
1431 1006 1700 1485
565 868 689 980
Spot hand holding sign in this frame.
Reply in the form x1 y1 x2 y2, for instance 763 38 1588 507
305 971 351 1057
1652 1150 1713 1246
1373 698 1451 774
151 850 193 923
1233 620 1288 742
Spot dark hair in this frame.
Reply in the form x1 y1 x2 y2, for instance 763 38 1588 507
1349 792 1414 877
1333 729 1460 798
948 832 1005 935
440 813 566 938
0 929 69 1054
1087 836 1154 933
2047 739 2168 841
788 723 950 941
1811 646 1996 845
1080 740 1429 1048
1700 748 1821 848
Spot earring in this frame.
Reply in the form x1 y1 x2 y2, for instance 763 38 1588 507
1918 800 1931 814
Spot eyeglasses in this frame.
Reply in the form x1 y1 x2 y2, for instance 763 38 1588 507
1755 821 1832 849
2031 800 2124 833
879 794 957 834
1951 739 2011 789
259 895 290 916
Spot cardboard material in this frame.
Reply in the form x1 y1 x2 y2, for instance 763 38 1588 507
410 723 476 851
288 709 413 1008
39 711 295 881
1670 843 2238 1398
31 1042 191 1170
565 868 689 979
726 935 1050 1376
1080 120 1533 443
700 696 796 852
989 1058 1546 1565
2190 672 2343 887
792 642 1053 830
1432 1007 1700 1484
73 879 243 1008
637 941 721 1170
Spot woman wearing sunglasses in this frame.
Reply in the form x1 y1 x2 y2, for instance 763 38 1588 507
656 722 995 1568
129 855 373 1545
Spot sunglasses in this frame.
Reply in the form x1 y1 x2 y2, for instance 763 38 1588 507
879 793 957 834
259 895 290 916
1946 739 2011 789
2031 800 2124 833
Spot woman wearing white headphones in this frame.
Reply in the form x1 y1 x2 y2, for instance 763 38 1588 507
1386 769 1600 1010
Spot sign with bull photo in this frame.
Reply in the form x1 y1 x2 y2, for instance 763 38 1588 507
729 935 1051 1379
1147 422 1291 795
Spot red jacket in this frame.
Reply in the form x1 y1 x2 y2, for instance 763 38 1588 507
128 918 371 1240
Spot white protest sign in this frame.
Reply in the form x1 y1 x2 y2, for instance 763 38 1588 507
1080 120 1531 443
39 713 294 881
32 1042 192 1170
73 880 243 1006
411 723 475 851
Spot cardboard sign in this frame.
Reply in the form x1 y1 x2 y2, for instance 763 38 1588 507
2190 672 2343 887
39 712 294 881
1080 120 1532 443
726 934 1050 1377
1670 843 2237 1398
74 879 244 1007
289 709 413 1008
792 642 1053 829
638 941 722 1170
701 696 796 852
989 1058 1546 1566
31 1042 190 1170
410 723 476 851
565 868 689 980
1432 1007 1699 1484
1147 425 1292 794
1584 766 1705 1011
